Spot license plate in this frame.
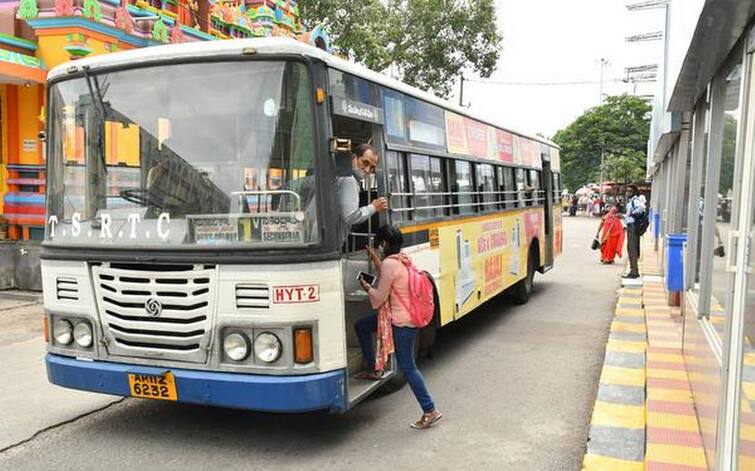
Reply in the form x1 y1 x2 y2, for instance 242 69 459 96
128 372 178 401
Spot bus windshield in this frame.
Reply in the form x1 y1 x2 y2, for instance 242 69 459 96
46 60 318 248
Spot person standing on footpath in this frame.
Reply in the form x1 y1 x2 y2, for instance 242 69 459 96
623 185 645 279
595 206 624 264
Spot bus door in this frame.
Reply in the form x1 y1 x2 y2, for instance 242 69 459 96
330 118 387 252
541 149 554 271
330 96 396 406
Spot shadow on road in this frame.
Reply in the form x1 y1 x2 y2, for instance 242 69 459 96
427 283 552 365
77 283 552 452
66 283 552 457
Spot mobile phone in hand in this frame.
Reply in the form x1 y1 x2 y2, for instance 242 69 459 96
357 271 376 286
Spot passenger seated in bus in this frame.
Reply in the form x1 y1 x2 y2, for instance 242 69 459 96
336 144 388 247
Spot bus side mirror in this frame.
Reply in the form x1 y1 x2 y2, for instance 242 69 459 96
330 138 352 154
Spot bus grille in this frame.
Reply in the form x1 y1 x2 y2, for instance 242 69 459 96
91 263 216 363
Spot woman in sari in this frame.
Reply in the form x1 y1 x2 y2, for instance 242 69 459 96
596 206 625 264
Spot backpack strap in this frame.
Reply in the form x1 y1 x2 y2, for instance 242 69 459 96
387 258 413 314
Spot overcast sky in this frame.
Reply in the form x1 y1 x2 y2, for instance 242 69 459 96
449 0 665 139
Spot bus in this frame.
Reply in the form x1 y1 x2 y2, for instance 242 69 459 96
42 37 562 413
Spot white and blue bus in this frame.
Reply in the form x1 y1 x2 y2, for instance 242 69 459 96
42 37 562 412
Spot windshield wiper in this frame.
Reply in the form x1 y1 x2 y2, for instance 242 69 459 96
82 65 108 175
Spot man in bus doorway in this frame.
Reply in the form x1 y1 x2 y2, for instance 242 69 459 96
337 144 389 246
623 184 646 279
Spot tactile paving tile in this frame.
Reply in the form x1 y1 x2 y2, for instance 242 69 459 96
640 239 709 471
584 237 711 471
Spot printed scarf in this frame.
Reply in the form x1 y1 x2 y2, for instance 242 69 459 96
375 300 395 371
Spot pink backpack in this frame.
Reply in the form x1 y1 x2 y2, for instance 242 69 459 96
388 255 435 328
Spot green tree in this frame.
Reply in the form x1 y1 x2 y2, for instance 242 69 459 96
552 94 651 191
299 0 501 97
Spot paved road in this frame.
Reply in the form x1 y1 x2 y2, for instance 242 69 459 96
0 300 120 451
0 216 623 470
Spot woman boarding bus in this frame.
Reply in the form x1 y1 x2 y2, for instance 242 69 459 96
42 37 562 413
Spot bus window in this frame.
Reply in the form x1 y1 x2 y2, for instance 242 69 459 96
429 156 446 216
329 69 380 106
501 167 516 209
406 97 446 150
452 161 475 215
387 151 409 222
528 169 540 206
476 164 496 212
410 154 444 220
383 89 408 144
516 168 526 207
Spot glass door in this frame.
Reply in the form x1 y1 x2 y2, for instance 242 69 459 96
734 44 755 471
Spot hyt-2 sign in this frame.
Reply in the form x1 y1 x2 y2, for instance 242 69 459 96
272 285 320 304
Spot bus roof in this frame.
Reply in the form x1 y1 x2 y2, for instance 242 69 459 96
48 37 559 149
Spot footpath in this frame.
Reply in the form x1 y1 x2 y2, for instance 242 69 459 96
582 239 708 471
0 293 120 452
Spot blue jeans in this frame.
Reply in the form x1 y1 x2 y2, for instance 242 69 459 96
354 314 436 413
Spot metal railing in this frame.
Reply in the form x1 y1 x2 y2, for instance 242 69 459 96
389 188 547 214
231 190 302 213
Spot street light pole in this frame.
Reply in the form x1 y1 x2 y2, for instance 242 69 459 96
600 146 605 190
459 74 465 107
599 58 610 104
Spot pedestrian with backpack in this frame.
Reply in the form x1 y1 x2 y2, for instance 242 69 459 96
623 185 647 279
355 224 442 429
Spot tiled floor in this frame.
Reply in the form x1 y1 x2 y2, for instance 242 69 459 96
582 239 708 471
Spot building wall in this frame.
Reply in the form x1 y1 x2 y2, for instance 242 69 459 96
16 83 41 164
0 0 322 243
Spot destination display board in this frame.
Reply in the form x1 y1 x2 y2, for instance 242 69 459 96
189 213 305 245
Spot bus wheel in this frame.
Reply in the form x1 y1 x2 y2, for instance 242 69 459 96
510 246 536 305
418 323 437 359
418 285 441 359
379 334 421 395
380 371 407 394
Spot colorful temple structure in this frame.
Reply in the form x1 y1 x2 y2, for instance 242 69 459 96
0 0 329 241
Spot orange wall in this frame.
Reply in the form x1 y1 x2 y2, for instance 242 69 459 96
17 83 42 165
36 29 135 71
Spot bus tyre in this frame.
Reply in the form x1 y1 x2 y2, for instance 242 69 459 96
379 334 421 395
510 246 536 305
418 285 441 359
380 371 408 394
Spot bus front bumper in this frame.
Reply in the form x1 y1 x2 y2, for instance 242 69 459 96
46 353 347 413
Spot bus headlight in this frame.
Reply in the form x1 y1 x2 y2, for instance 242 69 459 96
223 332 250 361
73 321 93 348
54 319 73 345
254 332 282 363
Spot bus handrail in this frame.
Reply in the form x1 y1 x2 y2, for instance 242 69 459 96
390 190 522 197
231 190 302 212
